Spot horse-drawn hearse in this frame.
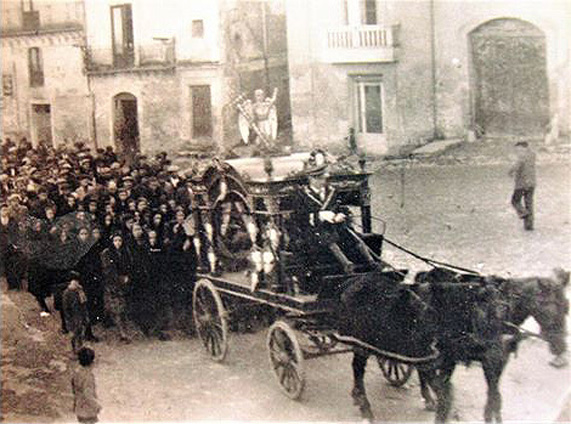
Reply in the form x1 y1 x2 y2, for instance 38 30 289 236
189 151 420 383
187 149 569 423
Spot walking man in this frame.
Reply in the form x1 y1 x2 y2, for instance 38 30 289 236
509 141 536 231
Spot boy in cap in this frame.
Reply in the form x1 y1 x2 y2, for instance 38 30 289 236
71 347 102 423
62 271 90 353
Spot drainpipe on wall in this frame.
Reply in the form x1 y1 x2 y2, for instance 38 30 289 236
12 62 22 136
261 2 271 93
89 89 98 150
83 49 98 150
429 0 438 139
81 1 97 150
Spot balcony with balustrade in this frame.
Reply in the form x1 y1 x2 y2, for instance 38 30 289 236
85 39 176 74
322 24 400 63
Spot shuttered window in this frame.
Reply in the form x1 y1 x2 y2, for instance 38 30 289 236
28 47 44 87
192 19 204 38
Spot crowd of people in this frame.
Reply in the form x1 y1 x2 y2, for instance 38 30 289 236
0 136 379 346
1 137 206 344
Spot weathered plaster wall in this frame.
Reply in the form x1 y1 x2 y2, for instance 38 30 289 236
286 0 570 153
90 71 180 154
1 32 90 146
433 0 571 137
84 0 222 63
286 0 435 154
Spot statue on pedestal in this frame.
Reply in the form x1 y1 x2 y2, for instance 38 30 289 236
236 88 278 150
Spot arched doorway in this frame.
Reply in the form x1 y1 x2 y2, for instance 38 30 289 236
113 92 139 160
469 19 549 137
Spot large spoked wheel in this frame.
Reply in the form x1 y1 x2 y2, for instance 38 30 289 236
377 357 413 387
193 279 229 362
267 320 305 400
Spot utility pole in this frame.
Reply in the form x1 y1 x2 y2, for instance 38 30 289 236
429 0 438 139
261 1 270 94
81 2 97 149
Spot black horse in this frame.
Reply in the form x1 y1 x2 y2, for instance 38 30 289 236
337 270 438 421
416 267 569 423
339 267 569 423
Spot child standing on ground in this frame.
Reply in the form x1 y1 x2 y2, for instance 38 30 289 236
71 347 102 423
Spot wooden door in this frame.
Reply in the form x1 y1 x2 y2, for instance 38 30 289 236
191 85 213 138
470 19 549 136
113 94 139 159
32 104 53 146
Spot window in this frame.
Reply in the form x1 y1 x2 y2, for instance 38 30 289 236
111 4 134 67
343 0 377 25
28 47 44 87
362 0 377 25
192 19 204 38
3 74 14 97
22 0 34 12
342 0 349 25
22 0 40 30
191 85 212 138
355 79 383 134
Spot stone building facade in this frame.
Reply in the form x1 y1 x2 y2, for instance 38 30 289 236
285 0 571 154
1 0 91 147
83 0 290 156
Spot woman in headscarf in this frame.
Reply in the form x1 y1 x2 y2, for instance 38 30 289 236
101 233 132 342
25 217 54 315
74 226 101 340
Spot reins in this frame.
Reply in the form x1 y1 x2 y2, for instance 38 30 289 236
350 216 555 348
344 228 433 312
354 214 481 275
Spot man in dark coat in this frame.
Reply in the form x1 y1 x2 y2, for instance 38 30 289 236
509 141 536 231
300 174 379 274
0 203 22 290
167 209 197 332
125 222 153 335
143 229 171 340
26 218 59 316
75 227 104 330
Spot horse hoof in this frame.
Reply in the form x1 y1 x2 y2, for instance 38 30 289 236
549 355 568 368
424 401 436 412
362 412 374 423
351 389 362 405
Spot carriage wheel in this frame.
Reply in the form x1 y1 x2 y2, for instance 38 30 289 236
377 357 413 387
267 320 305 400
193 279 229 362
